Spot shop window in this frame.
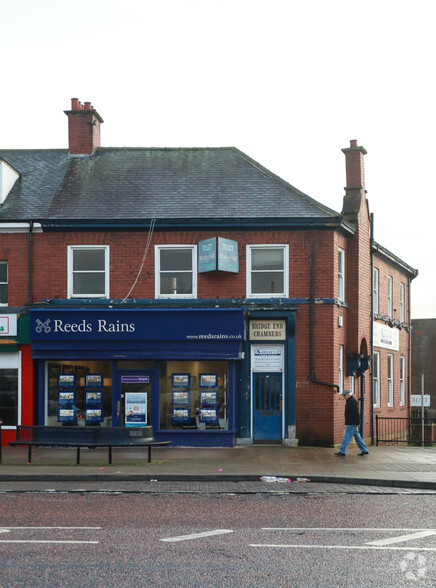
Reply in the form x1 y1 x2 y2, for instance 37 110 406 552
155 245 197 298
159 360 229 430
0 261 7 306
67 245 109 298
0 352 19 426
46 361 113 426
373 351 380 408
246 245 289 298
338 248 345 302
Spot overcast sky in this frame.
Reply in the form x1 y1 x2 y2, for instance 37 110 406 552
1 0 434 318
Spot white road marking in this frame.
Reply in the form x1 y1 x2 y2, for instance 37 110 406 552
0 540 99 544
161 529 234 543
367 530 436 546
251 544 436 552
0 527 101 530
0 527 101 544
263 527 436 532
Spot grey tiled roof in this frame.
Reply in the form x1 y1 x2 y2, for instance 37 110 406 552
0 147 341 223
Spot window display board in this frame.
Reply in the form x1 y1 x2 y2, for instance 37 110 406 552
172 407 191 423
58 390 76 405
85 373 103 388
85 390 103 405
83 373 104 423
125 392 147 426
58 407 76 423
199 373 219 423
85 407 104 423
57 373 77 422
199 407 219 423
171 373 192 423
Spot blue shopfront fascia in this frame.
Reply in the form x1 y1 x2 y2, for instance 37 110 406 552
29 308 245 360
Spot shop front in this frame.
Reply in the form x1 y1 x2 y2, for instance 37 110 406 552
30 307 244 447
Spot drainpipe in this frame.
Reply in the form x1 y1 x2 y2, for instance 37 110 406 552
407 277 412 443
28 221 34 305
370 213 374 443
309 239 339 392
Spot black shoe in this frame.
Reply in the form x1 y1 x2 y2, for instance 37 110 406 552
334 452 346 456
358 452 369 456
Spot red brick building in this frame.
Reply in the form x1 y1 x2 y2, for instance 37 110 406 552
0 98 417 447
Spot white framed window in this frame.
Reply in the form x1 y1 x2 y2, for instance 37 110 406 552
387 353 394 406
350 374 355 396
155 245 197 298
339 345 344 394
373 351 380 408
0 261 7 306
0 351 21 427
387 276 393 319
400 283 405 323
246 244 289 298
338 248 345 302
400 356 406 406
67 245 109 298
373 268 379 315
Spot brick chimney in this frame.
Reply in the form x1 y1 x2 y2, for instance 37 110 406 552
64 98 104 155
341 139 367 219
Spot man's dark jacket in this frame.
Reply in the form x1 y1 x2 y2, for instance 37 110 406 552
345 395 360 425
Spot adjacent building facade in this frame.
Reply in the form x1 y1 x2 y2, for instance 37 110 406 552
0 98 418 447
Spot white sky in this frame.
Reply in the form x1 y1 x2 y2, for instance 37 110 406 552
1 0 434 318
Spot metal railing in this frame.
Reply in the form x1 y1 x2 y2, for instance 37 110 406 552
376 415 436 446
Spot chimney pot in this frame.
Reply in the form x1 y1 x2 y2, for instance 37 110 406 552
350 139 357 148
71 98 81 110
84 101 92 110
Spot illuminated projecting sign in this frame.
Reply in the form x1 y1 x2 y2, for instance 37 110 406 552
0 314 17 336
198 237 239 273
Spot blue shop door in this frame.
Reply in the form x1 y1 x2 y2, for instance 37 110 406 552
253 373 283 441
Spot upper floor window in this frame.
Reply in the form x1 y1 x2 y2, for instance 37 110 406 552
0 261 7 306
373 268 379 314
155 245 197 298
67 246 109 298
387 276 393 318
246 245 289 298
373 351 380 408
400 283 405 322
338 248 345 302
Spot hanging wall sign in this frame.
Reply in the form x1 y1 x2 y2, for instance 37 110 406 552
198 237 239 273
373 322 399 351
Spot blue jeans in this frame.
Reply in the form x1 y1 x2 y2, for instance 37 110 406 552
339 425 368 454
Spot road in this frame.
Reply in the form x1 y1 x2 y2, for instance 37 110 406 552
0 490 435 587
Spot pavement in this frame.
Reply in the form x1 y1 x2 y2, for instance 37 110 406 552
0 443 435 492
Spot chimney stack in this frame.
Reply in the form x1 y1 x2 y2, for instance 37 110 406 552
64 98 104 155
342 139 367 190
341 139 368 220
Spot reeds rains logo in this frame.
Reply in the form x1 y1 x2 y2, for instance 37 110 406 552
35 317 135 334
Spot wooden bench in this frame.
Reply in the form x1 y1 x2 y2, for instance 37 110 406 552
9 425 171 464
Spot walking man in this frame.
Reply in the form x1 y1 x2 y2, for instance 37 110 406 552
335 389 369 456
